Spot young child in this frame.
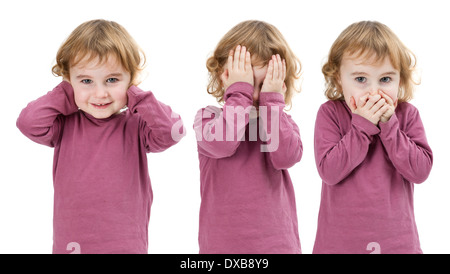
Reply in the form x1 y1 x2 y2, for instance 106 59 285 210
16 19 185 254
313 21 433 253
194 20 303 253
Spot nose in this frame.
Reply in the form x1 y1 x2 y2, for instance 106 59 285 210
94 85 108 98
368 84 381 96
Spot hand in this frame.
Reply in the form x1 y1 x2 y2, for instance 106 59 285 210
261 54 287 96
349 92 389 125
379 90 397 123
220 45 253 90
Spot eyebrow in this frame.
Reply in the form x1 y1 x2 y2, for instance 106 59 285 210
75 73 123 79
350 71 398 76
75 74 92 79
106 73 123 78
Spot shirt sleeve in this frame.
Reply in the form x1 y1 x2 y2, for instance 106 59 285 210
258 92 302 170
314 102 380 185
379 105 433 184
127 85 185 153
16 81 79 147
193 82 253 159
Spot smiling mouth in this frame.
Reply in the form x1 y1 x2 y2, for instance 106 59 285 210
91 102 112 109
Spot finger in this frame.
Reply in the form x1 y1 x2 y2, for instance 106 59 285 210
349 96 357 112
277 55 283 79
357 94 369 108
379 90 394 106
245 51 252 72
381 107 394 119
227 50 234 72
363 94 381 110
233 45 241 70
273 55 280 79
276 54 283 79
370 97 386 113
266 59 274 80
238 46 247 70
374 104 390 120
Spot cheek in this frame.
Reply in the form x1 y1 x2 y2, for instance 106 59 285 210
341 80 362 101
383 89 398 102
72 87 90 105
111 87 128 103
343 88 367 108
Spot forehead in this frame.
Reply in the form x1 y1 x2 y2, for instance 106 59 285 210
71 54 124 72
341 51 397 72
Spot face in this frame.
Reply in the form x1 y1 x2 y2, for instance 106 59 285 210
69 55 131 119
251 62 268 109
339 52 400 108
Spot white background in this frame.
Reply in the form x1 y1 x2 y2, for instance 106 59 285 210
0 0 448 254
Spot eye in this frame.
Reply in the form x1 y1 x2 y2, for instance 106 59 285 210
380 77 392 83
81 79 92 84
355 77 366 83
106 78 118 83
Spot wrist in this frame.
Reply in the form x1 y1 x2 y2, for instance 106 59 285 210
259 92 285 107
351 113 380 136
126 85 145 111
224 82 253 103
58 81 79 114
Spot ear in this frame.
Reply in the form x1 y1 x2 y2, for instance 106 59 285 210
220 68 227 80
219 68 229 91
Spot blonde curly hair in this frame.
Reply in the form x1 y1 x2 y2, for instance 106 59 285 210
52 19 146 86
206 20 302 108
322 21 419 102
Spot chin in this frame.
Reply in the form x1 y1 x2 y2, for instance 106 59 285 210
93 113 112 119
85 110 114 119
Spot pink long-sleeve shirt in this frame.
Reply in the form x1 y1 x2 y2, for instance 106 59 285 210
313 100 433 254
16 81 184 254
194 82 302 254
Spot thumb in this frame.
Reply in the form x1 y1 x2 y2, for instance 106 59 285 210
349 96 357 113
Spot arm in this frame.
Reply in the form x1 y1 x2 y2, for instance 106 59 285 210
194 45 254 158
257 54 302 169
194 82 253 158
258 92 302 169
379 105 433 183
314 103 380 185
127 86 185 153
16 81 78 147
